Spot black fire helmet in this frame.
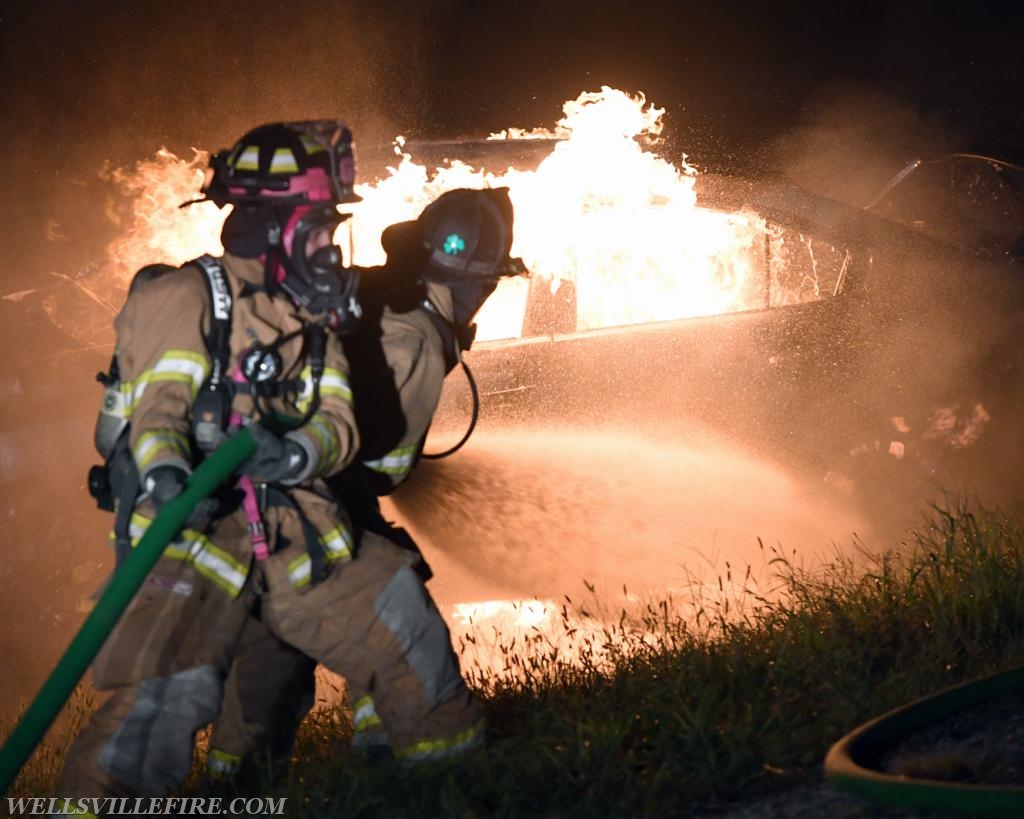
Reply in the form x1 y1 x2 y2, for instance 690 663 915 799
416 187 525 284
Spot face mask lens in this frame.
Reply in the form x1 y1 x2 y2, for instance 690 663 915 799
309 245 343 276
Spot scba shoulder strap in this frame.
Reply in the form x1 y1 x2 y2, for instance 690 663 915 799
89 256 235 491
419 298 460 374
190 255 235 451
88 256 236 562
193 254 233 351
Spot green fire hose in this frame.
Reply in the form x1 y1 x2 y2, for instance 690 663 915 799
825 665 1024 817
0 429 255 796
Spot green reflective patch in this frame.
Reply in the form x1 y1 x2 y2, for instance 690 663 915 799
443 233 466 255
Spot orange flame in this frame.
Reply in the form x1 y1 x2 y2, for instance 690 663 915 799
99 87 790 341
104 148 224 278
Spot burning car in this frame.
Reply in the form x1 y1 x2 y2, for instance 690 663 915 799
415 155 1024 519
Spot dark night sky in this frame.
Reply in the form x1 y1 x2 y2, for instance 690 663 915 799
1 1 1022 288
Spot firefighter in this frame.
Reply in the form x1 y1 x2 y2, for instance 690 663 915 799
205 187 526 782
56 123 482 808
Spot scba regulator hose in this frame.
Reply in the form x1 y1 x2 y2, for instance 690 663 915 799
825 665 1024 817
0 430 257 796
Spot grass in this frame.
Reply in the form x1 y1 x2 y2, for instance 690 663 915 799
6 502 1024 817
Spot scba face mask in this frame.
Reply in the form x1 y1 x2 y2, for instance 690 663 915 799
278 206 362 333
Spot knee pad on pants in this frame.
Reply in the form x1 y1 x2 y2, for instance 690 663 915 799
98 665 222 794
374 565 465 709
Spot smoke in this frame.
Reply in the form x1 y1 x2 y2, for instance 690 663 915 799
761 82 1024 525
765 82 969 208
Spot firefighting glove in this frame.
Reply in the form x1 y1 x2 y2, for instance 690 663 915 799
240 423 312 485
143 464 218 530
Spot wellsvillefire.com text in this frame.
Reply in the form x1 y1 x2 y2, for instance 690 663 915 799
9 797 287 815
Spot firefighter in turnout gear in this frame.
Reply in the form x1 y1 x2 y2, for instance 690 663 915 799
57 123 482 807
205 187 526 781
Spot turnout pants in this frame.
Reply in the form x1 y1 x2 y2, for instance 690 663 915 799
58 530 481 801
208 519 432 779
206 617 317 783
208 624 391 784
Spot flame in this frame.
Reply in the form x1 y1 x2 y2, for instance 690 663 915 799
447 582 767 682
103 148 224 277
98 87 789 342
348 86 770 339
